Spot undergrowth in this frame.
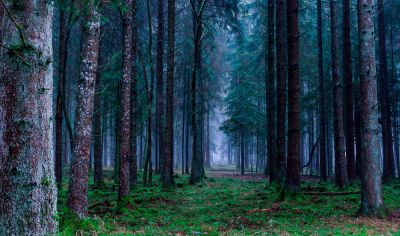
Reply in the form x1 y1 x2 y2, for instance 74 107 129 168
57 170 400 235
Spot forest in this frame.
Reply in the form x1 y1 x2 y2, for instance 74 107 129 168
0 0 400 234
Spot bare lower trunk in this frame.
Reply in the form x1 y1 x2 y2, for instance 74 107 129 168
156 0 165 178
358 0 384 215
0 1 57 234
118 0 133 202
286 0 301 192
163 0 176 188
331 0 348 187
276 0 286 185
67 0 101 218
190 0 206 184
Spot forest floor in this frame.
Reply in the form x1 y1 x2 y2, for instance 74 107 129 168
58 168 400 235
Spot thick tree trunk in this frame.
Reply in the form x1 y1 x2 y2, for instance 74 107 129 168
342 0 356 182
118 0 133 202
190 0 207 184
276 0 286 185
286 0 301 192
330 0 348 187
266 0 277 182
378 0 395 182
0 1 57 234
156 0 165 176
163 0 176 188
317 0 327 181
67 0 101 218
358 0 384 215
130 0 138 186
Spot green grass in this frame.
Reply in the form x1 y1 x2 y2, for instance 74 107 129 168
57 171 400 235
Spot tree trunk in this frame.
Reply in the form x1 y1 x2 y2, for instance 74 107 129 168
181 79 186 174
118 0 133 202
0 1 56 233
317 0 327 182
358 0 384 215
330 0 348 187
266 0 277 182
67 0 101 218
342 0 356 182
286 0 301 192
276 0 286 185
163 0 176 188
156 0 165 177
56 0 67 187
130 0 138 186
378 0 395 182
190 0 207 184
186 97 190 174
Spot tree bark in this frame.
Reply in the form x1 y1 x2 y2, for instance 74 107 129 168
0 1 57 234
358 0 384 215
276 0 286 186
181 77 187 174
330 0 348 187
286 0 301 192
67 0 101 218
118 0 133 202
163 0 175 188
317 0 327 182
189 0 207 184
156 0 165 178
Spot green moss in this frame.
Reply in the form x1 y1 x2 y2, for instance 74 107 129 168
57 170 400 235
42 177 50 186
